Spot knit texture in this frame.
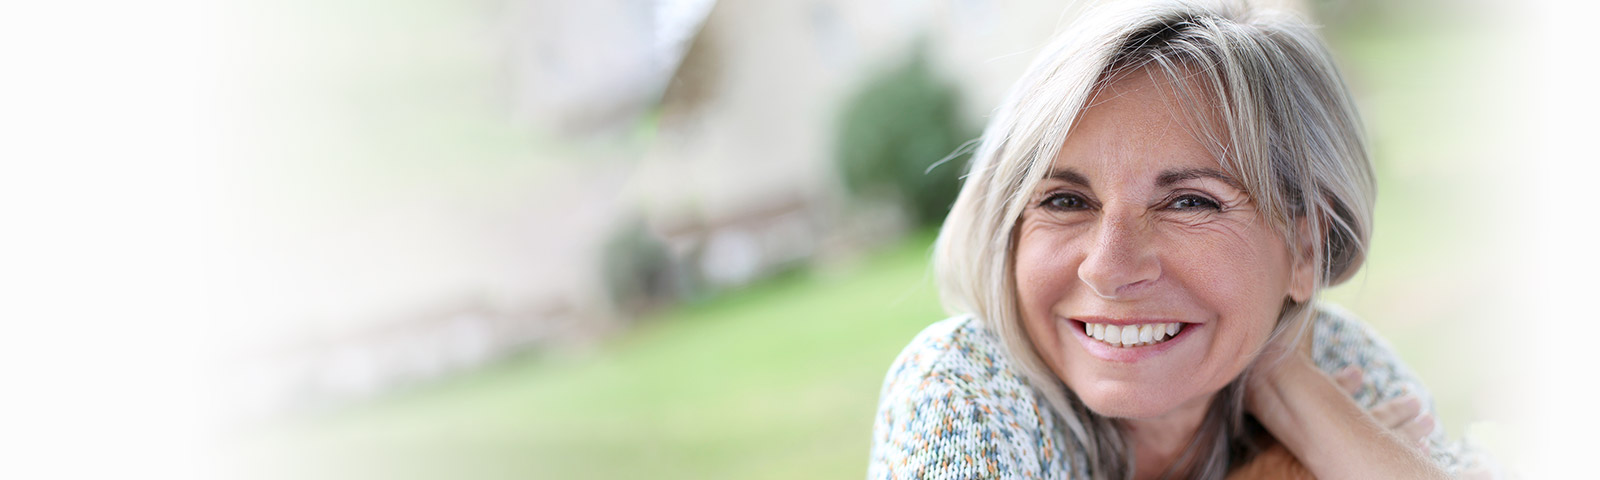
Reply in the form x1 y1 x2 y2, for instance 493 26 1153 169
867 305 1479 479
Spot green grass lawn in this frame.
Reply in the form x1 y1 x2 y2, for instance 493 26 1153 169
231 230 946 480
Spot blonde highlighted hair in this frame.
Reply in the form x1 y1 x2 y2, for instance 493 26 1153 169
932 1 1375 478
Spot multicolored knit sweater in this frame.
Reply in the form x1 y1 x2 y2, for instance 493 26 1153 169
867 306 1479 479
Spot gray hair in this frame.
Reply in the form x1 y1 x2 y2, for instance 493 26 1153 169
931 1 1375 478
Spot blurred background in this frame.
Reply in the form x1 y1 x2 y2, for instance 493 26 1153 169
208 0 1524 477
3 0 1596 478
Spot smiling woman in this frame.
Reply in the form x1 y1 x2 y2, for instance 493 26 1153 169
867 1 1490 479
1015 69 1309 426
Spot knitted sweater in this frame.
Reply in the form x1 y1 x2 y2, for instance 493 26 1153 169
867 306 1478 479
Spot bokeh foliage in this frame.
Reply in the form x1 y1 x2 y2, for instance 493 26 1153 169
834 45 976 227
600 215 680 316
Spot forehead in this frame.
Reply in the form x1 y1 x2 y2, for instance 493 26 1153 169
1052 67 1224 183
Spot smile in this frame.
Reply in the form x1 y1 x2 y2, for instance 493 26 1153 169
1082 322 1183 348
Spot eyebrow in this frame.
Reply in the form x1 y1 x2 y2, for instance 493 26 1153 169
1156 167 1244 190
1044 168 1092 187
1043 166 1245 190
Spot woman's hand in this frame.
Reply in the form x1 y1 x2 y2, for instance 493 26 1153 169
1240 323 1448 479
1243 321 1317 409
1332 366 1436 452
1242 324 1435 450
1227 365 1434 479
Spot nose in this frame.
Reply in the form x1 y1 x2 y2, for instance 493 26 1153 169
1077 210 1160 299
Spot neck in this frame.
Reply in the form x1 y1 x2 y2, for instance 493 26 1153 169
1123 394 1214 480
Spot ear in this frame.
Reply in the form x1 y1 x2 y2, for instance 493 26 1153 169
1287 216 1317 303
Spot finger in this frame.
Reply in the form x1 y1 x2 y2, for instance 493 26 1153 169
1397 413 1437 444
1370 394 1422 429
1334 366 1362 396
1371 395 1421 429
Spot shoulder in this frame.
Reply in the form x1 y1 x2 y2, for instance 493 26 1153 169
1309 303 1383 367
879 316 1011 395
869 316 1076 479
1308 303 1417 405
1309 303 1386 362
876 316 1042 418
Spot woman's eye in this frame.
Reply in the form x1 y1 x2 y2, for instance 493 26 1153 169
1042 193 1089 211
1168 195 1221 210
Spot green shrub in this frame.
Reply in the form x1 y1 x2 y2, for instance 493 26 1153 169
834 44 976 227
600 216 678 316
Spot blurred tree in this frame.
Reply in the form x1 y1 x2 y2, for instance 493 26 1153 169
834 44 976 227
600 215 679 317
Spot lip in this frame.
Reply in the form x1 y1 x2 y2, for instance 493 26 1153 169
1064 317 1198 363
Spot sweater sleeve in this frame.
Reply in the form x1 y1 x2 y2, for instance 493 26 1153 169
868 317 1052 479
868 378 1010 480
1309 305 1484 474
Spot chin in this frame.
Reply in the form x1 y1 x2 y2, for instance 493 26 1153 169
1073 382 1191 419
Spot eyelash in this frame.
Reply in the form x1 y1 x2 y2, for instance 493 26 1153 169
1039 192 1091 211
1036 192 1223 212
1166 194 1222 211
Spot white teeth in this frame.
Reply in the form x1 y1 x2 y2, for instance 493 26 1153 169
1081 322 1185 348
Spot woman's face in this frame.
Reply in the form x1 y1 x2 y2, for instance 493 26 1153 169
1014 68 1313 419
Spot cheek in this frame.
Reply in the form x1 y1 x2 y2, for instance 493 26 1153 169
1014 227 1077 318
1171 220 1293 304
1169 228 1294 367
1013 225 1079 360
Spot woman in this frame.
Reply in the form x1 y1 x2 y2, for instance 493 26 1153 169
867 1 1486 478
